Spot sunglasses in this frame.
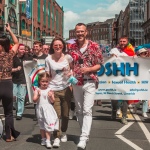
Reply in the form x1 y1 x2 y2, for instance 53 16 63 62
139 52 148 55
53 44 63 48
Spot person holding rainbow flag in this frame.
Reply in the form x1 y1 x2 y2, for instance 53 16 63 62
110 35 137 125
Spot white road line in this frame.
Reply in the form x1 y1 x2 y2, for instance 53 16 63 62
133 113 150 143
115 122 134 135
116 135 143 150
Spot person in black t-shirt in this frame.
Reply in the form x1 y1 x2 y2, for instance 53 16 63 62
32 41 48 60
12 44 32 120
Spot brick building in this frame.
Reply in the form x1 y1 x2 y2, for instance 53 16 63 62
0 0 64 47
69 19 114 45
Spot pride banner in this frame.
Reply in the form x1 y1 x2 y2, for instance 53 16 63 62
23 60 45 103
95 56 150 100
23 57 150 102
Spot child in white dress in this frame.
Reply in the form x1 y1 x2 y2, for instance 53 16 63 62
33 72 59 148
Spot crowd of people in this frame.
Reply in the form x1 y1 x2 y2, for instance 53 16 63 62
0 23 150 149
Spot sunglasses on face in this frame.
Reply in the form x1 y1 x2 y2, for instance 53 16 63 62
140 52 148 55
53 44 63 48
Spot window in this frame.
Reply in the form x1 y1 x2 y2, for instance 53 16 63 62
38 0 40 22
37 27 41 40
52 5 54 30
22 3 26 13
56 10 59 33
48 2 50 28
21 19 25 35
8 8 18 34
9 0 16 5
44 0 46 25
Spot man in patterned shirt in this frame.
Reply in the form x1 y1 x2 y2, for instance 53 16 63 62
68 23 103 149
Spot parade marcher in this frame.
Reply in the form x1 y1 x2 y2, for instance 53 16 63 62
0 23 20 141
42 44 50 55
33 41 48 60
32 41 48 121
12 44 31 120
45 37 73 148
68 23 103 149
133 48 149 117
33 72 59 149
110 35 136 125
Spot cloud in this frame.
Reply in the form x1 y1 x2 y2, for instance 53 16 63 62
63 0 129 38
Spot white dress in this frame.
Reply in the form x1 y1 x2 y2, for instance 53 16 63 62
36 88 59 132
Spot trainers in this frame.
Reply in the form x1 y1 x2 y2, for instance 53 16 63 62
41 138 46 146
77 140 87 149
46 140 52 149
121 117 128 125
61 134 67 142
142 113 148 118
53 138 60 148
117 109 121 115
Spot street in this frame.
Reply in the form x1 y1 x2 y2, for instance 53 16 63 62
0 101 150 150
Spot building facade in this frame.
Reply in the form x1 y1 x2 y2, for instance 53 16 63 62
142 0 150 43
0 0 64 47
0 0 19 35
128 0 147 46
69 19 114 45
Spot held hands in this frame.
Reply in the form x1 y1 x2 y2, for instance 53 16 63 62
48 90 54 103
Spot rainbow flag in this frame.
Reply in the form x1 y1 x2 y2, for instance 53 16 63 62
123 43 135 56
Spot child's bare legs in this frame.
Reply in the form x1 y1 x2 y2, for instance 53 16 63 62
45 131 51 141
40 129 46 139
40 129 46 146
45 131 52 148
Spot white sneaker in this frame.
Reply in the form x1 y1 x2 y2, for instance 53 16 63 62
53 138 60 148
61 134 67 142
41 138 46 146
77 140 87 149
46 141 52 149
142 113 148 118
117 108 121 115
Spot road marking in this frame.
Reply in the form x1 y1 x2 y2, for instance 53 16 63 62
116 135 143 150
115 119 143 149
133 114 150 143
115 122 134 134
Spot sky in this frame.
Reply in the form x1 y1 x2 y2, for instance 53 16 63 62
56 0 129 39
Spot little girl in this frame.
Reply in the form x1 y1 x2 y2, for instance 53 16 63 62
33 72 59 148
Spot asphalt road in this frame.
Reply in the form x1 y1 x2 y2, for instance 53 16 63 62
0 101 150 150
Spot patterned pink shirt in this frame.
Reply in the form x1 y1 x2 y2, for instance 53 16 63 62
68 40 104 85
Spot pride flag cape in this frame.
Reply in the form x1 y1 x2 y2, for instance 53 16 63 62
123 43 135 56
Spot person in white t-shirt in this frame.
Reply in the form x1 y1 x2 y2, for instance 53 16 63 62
45 37 73 148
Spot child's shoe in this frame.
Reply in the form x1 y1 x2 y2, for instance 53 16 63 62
46 140 52 149
41 138 46 146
